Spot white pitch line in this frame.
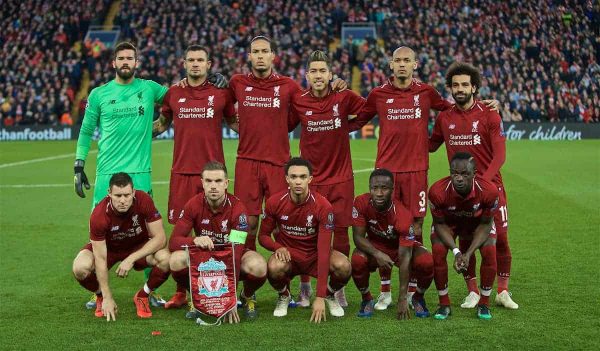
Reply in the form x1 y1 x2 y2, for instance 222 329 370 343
0 168 374 188
0 140 169 169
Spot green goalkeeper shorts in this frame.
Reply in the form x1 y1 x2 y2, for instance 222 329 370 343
92 172 153 208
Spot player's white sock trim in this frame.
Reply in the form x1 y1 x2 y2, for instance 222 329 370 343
143 283 151 295
480 288 492 297
408 282 418 288
438 288 449 296
381 280 391 285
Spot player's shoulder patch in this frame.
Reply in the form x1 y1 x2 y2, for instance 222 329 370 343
238 213 249 230
352 206 359 219
325 212 335 230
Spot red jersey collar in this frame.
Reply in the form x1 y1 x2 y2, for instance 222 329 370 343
289 189 313 206
248 71 278 82
305 86 333 100
387 76 418 91
452 100 483 115
203 193 229 214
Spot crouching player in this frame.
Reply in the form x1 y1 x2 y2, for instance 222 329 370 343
259 157 351 323
351 169 433 319
167 161 267 323
429 152 498 320
72 172 171 321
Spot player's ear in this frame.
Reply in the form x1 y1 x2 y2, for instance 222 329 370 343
111 60 116 69
207 60 212 70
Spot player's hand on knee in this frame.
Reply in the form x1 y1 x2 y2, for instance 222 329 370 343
194 236 214 251
453 253 466 273
116 258 133 278
374 251 394 269
225 309 240 324
73 160 90 198
310 297 326 323
103 297 118 322
396 298 410 320
275 247 291 262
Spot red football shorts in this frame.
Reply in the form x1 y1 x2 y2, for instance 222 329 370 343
234 158 287 216
393 170 428 218
168 172 204 224
81 242 149 270
311 179 354 227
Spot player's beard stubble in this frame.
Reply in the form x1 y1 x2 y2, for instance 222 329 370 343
453 91 473 106
116 66 136 80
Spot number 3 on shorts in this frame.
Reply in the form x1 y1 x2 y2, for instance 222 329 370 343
418 191 426 208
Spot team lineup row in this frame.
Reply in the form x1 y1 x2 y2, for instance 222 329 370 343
72 36 518 323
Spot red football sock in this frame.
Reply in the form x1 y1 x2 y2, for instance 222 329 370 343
480 245 497 297
432 242 449 292
300 275 311 284
172 268 190 292
332 227 350 257
379 266 391 292
245 233 257 251
465 278 479 294
242 273 267 298
496 230 512 292
146 266 170 291
268 274 290 295
77 272 99 293
351 252 371 295
411 250 434 292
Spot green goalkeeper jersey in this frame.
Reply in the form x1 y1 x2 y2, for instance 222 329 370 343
75 78 168 175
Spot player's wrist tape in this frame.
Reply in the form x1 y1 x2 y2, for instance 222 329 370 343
452 248 461 256
229 230 247 244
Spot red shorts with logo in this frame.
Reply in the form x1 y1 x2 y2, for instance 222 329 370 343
493 185 508 237
168 172 204 224
430 224 497 244
364 241 425 272
311 179 354 228
393 171 428 218
81 242 149 270
234 158 287 215
283 247 325 278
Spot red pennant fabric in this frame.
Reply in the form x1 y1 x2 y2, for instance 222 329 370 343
188 245 238 319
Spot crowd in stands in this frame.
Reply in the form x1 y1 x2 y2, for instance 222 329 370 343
1 0 598 126
0 0 110 127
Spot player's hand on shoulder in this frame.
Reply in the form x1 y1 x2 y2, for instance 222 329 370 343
331 78 348 92
102 297 118 322
397 298 410 320
310 297 326 323
194 236 215 251
174 78 188 88
274 247 291 262
483 99 500 112
208 73 228 89
374 251 394 269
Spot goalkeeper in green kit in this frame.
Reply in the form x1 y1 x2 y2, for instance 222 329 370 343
74 42 227 309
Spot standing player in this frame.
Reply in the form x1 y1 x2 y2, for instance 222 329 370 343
168 162 267 322
429 62 518 309
258 158 351 323
152 45 238 307
228 36 346 253
74 42 169 309
428 153 499 320
288 50 365 307
351 169 434 319
72 173 171 320
349 47 498 309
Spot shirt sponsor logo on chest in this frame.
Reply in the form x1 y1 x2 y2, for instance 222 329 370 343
177 95 215 119
386 94 421 121
306 104 342 132
242 86 281 108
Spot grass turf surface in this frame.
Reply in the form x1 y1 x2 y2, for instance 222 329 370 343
0 139 598 350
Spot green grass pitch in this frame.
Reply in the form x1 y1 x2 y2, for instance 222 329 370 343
0 139 598 350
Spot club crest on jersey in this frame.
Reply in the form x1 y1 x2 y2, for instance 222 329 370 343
132 215 140 227
472 121 479 132
274 86 280 97
352 207 359 219
221 219 229 232
208 95 214 106
386 225 395 238
413 94 420 107
137 92 143 102
386 98 394 104
408 225 415 240
306 214 314 227
197 258 229 297
333 104 339 117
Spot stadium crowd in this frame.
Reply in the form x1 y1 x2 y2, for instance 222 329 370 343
1 0 598 126
0 0 111 127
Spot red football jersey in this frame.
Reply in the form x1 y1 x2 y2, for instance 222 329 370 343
89 190 162 252
229 73 301 166
430 101 507 186
258 190 334 297
161 83 236 174
350 78 451 172
290 89 365 185
428 176 499 236
352 193 415 250
169 193 249 251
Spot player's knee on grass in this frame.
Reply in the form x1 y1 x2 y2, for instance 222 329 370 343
267 254 290 279
330 250 351 278
72 249 94 280
242 251 267 277
169 250 188 271
149 248 171 272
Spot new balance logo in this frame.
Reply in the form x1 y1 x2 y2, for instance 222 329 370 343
111 226 119 231
201 219 210 224
178 98 186 103
386 98 394 104
368 220 378 224
305 111 313 116
280 215 289 220
245 86 253 92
